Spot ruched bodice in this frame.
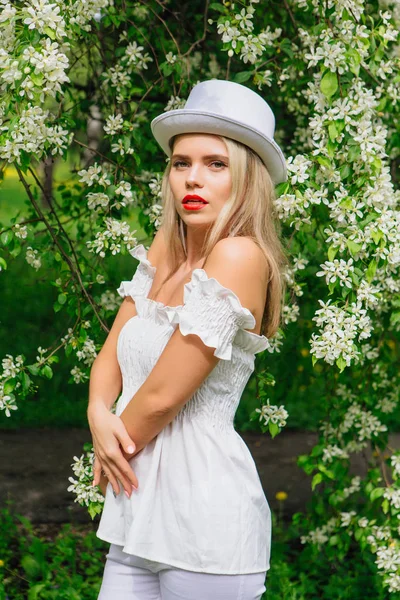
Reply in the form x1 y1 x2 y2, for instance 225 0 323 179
96 244 272 574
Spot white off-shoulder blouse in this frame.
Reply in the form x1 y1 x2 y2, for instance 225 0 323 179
96 243 273 575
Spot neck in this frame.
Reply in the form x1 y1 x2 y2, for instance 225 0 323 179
183 226 209 269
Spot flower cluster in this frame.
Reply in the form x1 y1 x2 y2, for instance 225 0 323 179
25 246 41 270
0 105 72 163
86 218 138 258
67 450 104 518
99 290 120 312
0 354 24 417
310 299 373 367
215 1 282 64
255 400 289 428
102 38 153 103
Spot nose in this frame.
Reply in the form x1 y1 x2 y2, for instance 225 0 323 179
185 163 204 189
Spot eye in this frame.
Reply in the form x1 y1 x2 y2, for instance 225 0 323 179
211 161 227 168
172 160 187 167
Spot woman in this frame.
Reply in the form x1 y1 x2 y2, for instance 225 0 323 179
88 79 289 600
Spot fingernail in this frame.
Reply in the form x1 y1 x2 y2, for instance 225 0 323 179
132 484 138 491
92 480 95 487
124 490 130 498
112 490 117 498
127 445 135 453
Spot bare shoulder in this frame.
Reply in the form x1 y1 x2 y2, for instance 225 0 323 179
205 236 267 275
203 237 268 316
146 226 167 266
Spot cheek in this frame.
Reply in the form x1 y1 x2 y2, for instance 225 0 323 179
219 173 232 199
168 174 179 195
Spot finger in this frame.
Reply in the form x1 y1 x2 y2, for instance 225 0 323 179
114 427 136 456
93 455 102 486
109 455 139 494
101 463 121 496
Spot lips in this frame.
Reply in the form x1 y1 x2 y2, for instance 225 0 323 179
182 194 208 204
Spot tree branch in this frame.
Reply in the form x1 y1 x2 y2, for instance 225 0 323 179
15 165 109 333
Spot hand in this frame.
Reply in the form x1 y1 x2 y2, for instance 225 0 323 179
98 470 109 496
88 403 139 498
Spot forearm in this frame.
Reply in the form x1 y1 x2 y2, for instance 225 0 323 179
119 387 182 458
87 353 122 414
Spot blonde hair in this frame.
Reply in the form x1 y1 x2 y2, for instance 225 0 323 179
150 134 291 338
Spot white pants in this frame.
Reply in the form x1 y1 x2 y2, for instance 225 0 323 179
98 543 267 600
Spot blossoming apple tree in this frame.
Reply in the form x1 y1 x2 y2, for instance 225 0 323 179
0 0 399 593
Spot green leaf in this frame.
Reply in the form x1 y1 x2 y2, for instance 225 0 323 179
28 583 47 600
58 293 67 305
365 259 377 283
371 229 382 245
328 281 336 295
316 155 331 168
233 71 252 84
159 62 174 77
382 498 389 514
41 365 53 380
320 70 338 98
370 486 385 502
339 164 351 179
346 48 361 76
27 364 40 376
327 245 338 262
329 535 340 546
210 2 227 12
21 371 31 392
311 473 323 490
376 97 387 112
88 503 103 519
0 256 7 271
1 231 13 246
21 555 42 579
275 181 289 196
354 528 364 541
346 239 362 256
341 285 351 299
336 355 347 372
390 311 400 327
44 26 56 40
268 421 280 438
348 144 361 162
279 38 294 59
328 122 339 141
30 72 44 86
3 379 15 394
9 243 21 258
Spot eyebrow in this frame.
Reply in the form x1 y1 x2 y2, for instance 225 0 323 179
171 153 229 162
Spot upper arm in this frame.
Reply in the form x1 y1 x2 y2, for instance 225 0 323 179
201 236 267 316
127 237 267 413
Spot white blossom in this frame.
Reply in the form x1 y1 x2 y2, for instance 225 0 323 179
104 113 123 135
25 246 41 270
255 400 289 428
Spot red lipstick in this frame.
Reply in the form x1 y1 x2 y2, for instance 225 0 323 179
182 194 209 211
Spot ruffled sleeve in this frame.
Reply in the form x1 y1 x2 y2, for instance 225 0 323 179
170 269 267 361
117 244 155 301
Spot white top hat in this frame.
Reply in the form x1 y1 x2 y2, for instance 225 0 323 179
150 79 287 185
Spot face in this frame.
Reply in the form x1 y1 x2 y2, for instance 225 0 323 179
169 133 232 229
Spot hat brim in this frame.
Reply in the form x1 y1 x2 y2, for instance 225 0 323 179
151 109 287 185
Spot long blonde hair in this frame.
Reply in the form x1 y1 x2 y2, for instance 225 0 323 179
150 134 291 338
